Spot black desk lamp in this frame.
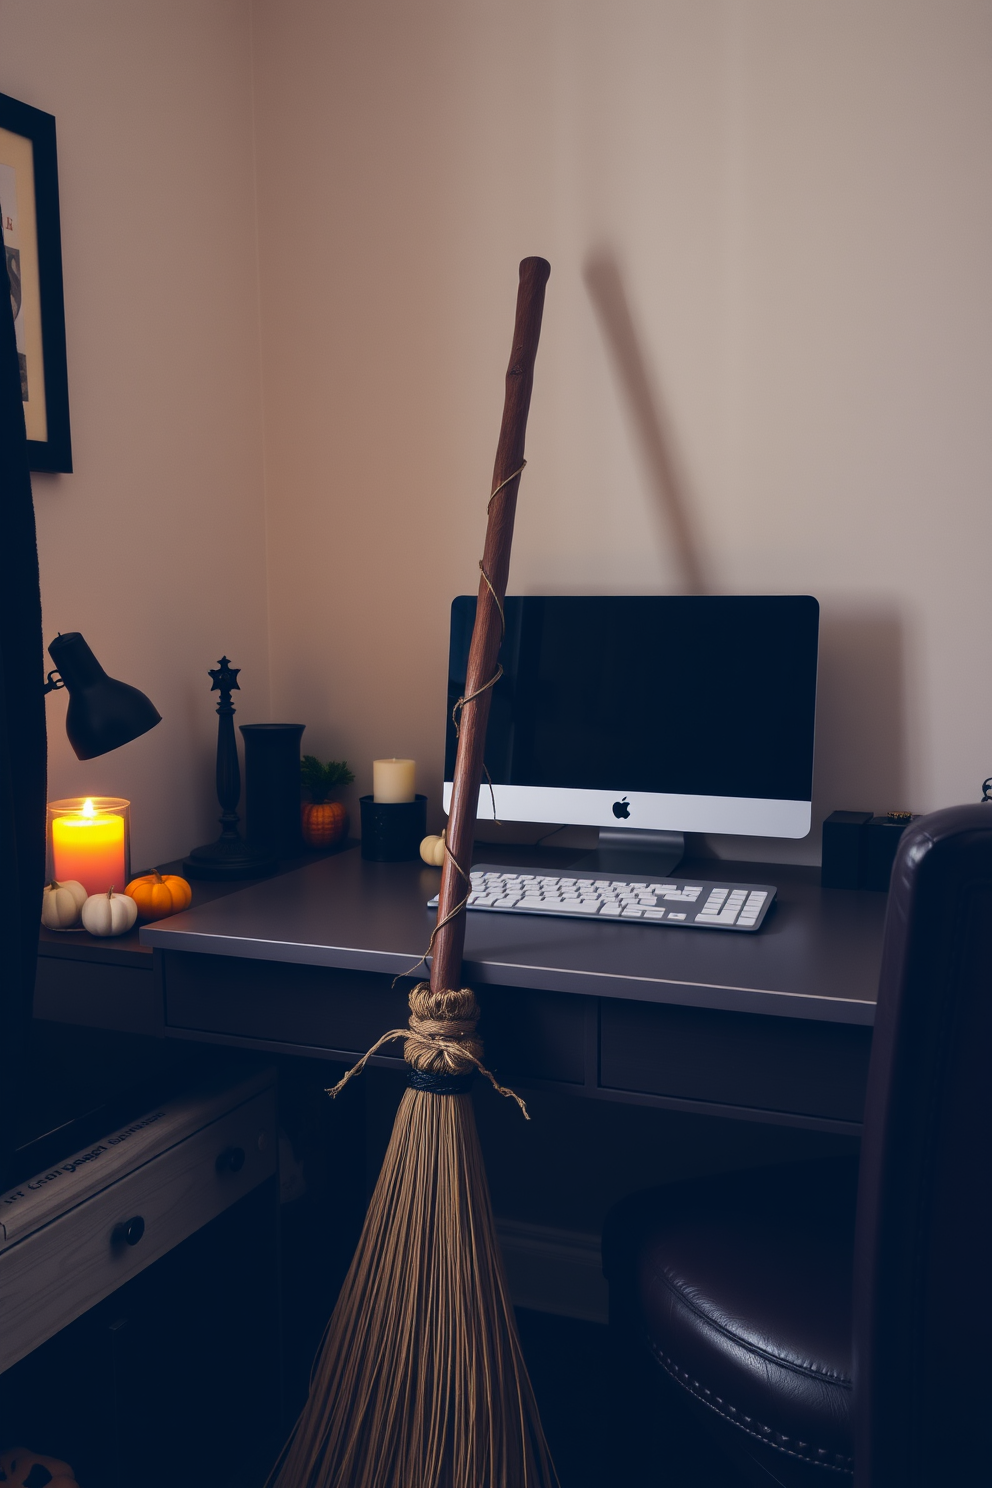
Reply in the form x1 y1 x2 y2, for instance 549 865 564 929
43 632 161 760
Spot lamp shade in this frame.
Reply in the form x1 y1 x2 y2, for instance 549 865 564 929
48 632 161 760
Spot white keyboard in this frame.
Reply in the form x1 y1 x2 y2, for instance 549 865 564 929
428 865 776 933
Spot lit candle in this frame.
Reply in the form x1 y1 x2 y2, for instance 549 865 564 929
373 758 416 803
51 798 127 895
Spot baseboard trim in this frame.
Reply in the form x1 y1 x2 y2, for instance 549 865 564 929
496 1218 608 1325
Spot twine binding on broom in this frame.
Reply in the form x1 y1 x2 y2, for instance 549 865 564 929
326 982 530 1118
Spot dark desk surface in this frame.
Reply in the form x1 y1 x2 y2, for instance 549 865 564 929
140 845 885 1027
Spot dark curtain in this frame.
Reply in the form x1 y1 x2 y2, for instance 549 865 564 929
0 227 47 1188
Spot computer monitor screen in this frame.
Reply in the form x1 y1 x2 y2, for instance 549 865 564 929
443 595 819 838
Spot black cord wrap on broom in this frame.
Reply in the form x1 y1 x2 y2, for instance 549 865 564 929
408 1068 477 1093
326 983 529 1117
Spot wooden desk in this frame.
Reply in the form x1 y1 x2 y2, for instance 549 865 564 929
37 844 885 1137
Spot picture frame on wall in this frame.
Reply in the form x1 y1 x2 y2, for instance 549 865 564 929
0 89 71 473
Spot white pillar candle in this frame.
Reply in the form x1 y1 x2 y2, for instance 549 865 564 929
373 758 416 803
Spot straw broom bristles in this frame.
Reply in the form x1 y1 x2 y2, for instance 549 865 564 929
269 984 559 1488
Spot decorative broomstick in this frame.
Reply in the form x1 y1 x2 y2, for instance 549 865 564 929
270 256 556 1488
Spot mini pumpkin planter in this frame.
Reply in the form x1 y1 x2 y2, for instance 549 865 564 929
300 755 354 849
419 832 447 867
80 887 138 938
40 879 88 930
0 1446 79 1487
125 869 192 921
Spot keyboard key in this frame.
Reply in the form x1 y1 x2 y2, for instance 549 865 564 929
621 907 644 918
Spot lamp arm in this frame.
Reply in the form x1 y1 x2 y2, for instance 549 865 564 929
43 670 65 695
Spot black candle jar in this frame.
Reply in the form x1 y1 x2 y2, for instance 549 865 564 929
359 795 427 861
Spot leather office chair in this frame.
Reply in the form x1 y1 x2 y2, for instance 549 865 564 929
602 805 992 1487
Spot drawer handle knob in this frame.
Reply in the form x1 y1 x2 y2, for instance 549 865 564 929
216 1145 246 1174
112 1215 145 1247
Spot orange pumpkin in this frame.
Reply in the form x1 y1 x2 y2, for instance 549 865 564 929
125 870 193 921
0 1447 79 1488
302 800 348 848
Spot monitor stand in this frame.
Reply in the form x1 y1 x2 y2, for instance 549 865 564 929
569 827 685 879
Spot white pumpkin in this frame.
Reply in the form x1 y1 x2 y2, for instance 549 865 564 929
419 832 446 867
41 879 88 929
81 888 138 938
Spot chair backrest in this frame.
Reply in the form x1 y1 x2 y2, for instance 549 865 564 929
853 804 992 1487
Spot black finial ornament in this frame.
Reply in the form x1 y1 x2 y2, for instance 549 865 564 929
209 656 241 695
184 657 276 879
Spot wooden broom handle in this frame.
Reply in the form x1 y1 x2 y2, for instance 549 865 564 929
430 256 551 994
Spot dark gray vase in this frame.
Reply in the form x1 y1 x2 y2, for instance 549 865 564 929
239 723 306 858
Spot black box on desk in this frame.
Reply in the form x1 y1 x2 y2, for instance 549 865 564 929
863 813 918 891
821 810 919 890
821 811 872 888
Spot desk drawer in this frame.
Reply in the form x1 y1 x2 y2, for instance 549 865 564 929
163 953 408 1057
600 1001 871 1123
0 1086 276 1373
35 956 158 1035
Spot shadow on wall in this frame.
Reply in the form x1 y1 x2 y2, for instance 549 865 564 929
584 249 708 597
813 604 909 828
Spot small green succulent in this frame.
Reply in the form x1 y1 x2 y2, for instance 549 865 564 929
300 754 355 804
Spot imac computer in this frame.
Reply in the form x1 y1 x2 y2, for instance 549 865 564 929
443 594 819 876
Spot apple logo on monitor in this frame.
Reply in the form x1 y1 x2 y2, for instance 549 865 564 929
612 798 631 819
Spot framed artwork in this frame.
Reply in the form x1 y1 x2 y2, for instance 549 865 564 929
0 90 71 472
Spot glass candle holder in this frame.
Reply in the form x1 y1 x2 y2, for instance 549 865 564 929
47 797 131 896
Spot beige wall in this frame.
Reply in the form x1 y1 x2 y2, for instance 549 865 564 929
4 1 991 868
1 0 269 870
253 0 992 864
